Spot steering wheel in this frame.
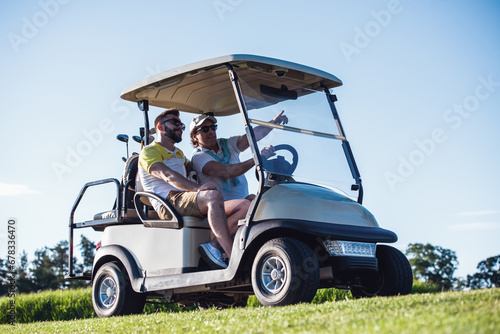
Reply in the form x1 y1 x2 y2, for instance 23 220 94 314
261 144 299 176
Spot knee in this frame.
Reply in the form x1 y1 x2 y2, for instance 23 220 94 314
236 199 251 212
205 189 223 204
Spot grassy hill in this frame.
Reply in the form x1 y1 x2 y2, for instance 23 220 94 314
2 288 499 333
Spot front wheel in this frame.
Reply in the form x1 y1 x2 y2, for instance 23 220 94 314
351 245 413 298
251 238 319 306
92 261 145 317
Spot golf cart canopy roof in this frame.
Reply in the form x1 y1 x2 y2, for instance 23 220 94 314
120 54 343 116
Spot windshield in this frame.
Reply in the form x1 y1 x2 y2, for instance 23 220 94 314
237 74 360 199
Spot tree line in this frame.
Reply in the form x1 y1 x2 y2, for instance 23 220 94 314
406 243 499 291
0 236 95 296
0 240 498 296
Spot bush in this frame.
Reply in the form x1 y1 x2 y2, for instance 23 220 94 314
312 288 352 303
0 288 94 324
411 280 441 294
0 288 200 324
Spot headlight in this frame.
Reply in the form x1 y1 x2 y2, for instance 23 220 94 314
323 240 376 257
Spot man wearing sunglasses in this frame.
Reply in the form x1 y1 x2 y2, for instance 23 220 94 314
138 108 249 269
189 111 288 201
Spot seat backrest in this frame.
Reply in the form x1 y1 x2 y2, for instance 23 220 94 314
123 154 139 189
135 164 153 207
122 154 139 209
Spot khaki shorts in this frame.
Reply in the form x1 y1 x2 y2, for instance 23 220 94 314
157 191 203 220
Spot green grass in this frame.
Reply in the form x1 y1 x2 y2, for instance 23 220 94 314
0 288 94 324
0 287 194 324
2 288 499 333
0 287 351 324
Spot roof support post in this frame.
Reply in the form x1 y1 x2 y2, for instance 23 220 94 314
138 100 150 145
226 64 265 235
323 87 364 204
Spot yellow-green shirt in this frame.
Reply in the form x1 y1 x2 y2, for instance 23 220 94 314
138 142 189 210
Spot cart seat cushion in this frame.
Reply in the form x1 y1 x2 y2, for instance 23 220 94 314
93 210 116 220
93 209 158 220
93 210 210 229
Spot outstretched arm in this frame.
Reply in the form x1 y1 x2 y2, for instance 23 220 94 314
201 159 255 180
236 110 288 151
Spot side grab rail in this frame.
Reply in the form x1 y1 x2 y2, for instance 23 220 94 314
133 191 183 229
67 178 121 278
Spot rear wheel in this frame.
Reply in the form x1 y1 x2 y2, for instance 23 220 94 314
251 238 319 306
351 245 413 298
92 261 146 317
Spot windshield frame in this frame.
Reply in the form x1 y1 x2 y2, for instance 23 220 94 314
226 63 364 207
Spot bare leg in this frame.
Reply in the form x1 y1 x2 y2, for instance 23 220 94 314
196 190 233 258
210 198 251 252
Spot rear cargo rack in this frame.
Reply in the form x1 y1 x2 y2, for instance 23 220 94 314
66 178 123 279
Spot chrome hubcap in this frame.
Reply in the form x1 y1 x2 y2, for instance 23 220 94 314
99 276 117 308
260 256 287 294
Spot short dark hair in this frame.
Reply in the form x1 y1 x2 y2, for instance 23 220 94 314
155 108 180 127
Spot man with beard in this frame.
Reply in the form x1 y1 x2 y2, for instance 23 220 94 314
138 109 249 269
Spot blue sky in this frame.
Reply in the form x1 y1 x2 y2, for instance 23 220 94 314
1 0 499 279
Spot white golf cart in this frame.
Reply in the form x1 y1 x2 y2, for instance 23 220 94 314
66 55 412 317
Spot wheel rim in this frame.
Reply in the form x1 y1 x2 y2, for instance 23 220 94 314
354 265 385 296
99 276 117 308
260 255 287 294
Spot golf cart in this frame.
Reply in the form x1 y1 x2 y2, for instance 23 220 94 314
66 55 412 317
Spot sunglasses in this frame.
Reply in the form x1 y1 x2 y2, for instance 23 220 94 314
161 118 186 131
196 124 218 133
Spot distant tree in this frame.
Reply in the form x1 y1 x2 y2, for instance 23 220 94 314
31 247 59 291
17 251 36 293
0 238 96 295
0 251 37 296
79 235 96 273
405 243 459 291
51 240 70 288
65 236 94 288
467 255 500 289
0 258 8 296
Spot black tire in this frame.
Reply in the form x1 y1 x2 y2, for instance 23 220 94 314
251 238 319 307
351 245 413 298
92 261 146 317
121 288 147 315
